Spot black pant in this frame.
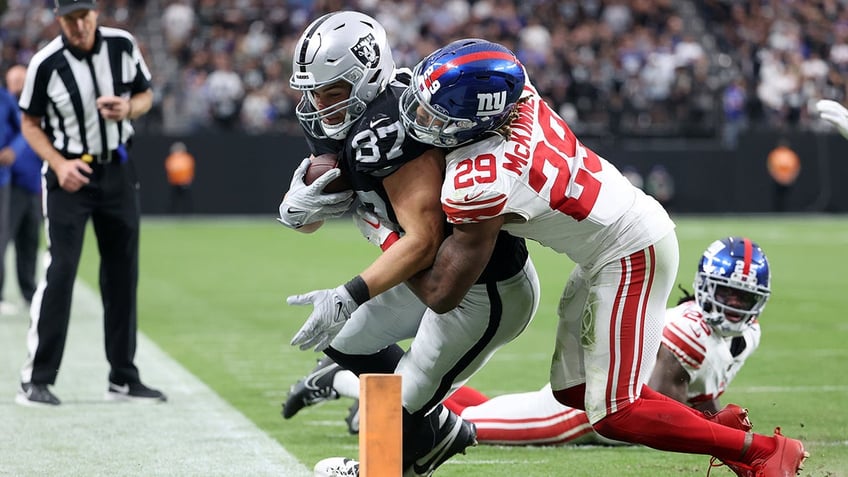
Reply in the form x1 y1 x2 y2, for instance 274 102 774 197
24 159 141 386
7 185 42 303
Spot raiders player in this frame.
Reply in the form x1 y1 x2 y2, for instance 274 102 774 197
277 12 540 476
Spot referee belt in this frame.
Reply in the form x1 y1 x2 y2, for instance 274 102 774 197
65 149 119 164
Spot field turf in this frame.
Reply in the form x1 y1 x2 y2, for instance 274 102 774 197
77 215 848 476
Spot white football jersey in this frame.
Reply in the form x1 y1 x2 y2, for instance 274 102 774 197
441 84 674 272
662 301 761 404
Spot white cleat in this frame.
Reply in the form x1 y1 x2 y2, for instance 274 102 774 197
313 457 359 477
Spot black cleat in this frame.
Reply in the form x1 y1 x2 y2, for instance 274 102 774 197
105 381 167 402
282 357 341 419
345 399 360 434
15 382 61 407
404 407 477 477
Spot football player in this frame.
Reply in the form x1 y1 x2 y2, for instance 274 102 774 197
395 39 807 475
283 237 768 447
277 13 540 476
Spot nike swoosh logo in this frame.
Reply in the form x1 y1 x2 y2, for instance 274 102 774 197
463 191 485 202
334 302 345 323
287 207 303 214
370 117 390 128
303 362 341 390
363 218 381 229
112 383 130 394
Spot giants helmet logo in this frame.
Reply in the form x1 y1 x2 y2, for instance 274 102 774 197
477 91 507 116
351 34 380 68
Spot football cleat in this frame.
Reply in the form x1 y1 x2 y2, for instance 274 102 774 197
281 357 341 419
704 403 753 432
708 427 808 477
345 399 360 435
313 457 359 477
403 407 478 477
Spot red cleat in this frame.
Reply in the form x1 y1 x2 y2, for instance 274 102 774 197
708 427 809 477
705 404 753 432
749 427 808 477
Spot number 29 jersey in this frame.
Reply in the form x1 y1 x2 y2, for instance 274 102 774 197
441 84 675 273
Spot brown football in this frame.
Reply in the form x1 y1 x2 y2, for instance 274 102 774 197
304 153 350 193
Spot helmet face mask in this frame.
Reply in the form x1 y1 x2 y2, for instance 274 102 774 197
290 12 394 140
400 39 526 147
694 237 771 337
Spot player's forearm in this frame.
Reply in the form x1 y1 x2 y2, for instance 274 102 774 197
407 237 488 313
359 231 441 298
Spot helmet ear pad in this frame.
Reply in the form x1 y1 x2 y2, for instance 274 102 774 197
290 11 395 139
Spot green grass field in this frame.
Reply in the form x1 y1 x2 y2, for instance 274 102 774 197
78 215 848 476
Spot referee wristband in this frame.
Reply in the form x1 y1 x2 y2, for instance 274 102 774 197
343 275 370 306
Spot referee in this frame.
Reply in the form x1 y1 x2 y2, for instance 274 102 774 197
16 0 165 406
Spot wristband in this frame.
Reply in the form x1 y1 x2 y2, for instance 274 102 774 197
343 275 370 306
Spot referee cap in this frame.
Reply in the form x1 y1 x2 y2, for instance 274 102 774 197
55 0 97 16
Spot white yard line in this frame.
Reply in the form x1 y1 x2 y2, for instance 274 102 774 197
0 277 310 477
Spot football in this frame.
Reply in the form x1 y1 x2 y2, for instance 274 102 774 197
305 153 350 193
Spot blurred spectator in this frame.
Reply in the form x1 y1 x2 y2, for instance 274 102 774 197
645 165 675 211
766 139 801 212
722 78 748 149
161 1 195 56
4 0 847 138
164 141 196 214
205 52 244 130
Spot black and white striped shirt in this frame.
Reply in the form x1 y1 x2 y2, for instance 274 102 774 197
18 27 151 157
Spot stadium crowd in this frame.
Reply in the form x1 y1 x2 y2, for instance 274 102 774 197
2 0 845 140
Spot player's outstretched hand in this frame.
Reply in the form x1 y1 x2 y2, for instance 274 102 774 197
278 158 354 229
816 99 848 140
288 285 359 352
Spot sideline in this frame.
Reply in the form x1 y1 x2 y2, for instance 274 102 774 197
0 271 310 476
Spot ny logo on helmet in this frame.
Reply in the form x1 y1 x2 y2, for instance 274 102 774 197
477 91 507 116
350 34 380 68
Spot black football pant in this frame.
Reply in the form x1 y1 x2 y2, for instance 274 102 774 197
23 159 141 386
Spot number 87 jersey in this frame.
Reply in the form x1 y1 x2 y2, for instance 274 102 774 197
441 84 675 272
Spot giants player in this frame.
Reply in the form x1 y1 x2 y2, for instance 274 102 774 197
277 13 540 476
397 39 807 474
448 237 770 445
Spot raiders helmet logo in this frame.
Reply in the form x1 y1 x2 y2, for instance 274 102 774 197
350 34 380 68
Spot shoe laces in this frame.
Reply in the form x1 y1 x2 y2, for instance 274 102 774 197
303 386 339 405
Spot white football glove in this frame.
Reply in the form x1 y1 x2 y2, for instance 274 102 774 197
816 99 848 140
352 206 400 251
278 158 355 229
288 285 359 352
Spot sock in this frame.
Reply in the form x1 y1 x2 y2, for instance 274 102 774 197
744 433 778 463
640 385 708 418
332 370 359 400
444 386 489 415
592 385 750 462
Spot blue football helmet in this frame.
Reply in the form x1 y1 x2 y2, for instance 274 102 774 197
694 237 771 337
399 39 526 147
